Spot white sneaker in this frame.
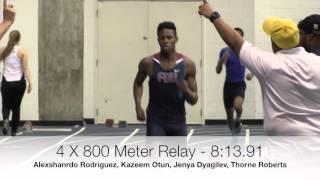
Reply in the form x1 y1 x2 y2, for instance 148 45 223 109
23 121 33 133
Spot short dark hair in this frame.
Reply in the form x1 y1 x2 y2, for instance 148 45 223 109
234 27 244 37
157 21 177 36
298 14 320 35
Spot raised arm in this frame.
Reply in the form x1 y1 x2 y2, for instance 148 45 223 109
198 0 244 56
0 0 15 40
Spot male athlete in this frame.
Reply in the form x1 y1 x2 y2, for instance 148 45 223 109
133 21 198 136
216 27 253 135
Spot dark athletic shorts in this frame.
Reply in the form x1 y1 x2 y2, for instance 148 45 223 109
146 112 186 136
223 81 246 109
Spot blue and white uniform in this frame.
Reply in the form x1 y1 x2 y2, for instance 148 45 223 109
147 52 187 136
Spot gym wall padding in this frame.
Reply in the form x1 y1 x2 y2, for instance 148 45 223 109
38 0 84 120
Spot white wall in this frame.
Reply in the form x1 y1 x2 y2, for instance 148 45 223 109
0 0 39 120
83 0 97 119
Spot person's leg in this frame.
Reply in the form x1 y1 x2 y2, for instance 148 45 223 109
146 113 166 136
233 82 246 134
11 108 20 136
223 82 235 131
234 96 244 119
1 108 10 135
164 115 187 136
2 108 10 121
225 108 234 130
10 79 26 136
165 124 187 136
147 122 166 136
233 96 244 134
1 78 11 135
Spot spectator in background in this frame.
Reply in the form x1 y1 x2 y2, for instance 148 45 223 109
298 14 320 55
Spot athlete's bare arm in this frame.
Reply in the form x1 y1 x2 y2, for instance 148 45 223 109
19 48 32 93
133 57 152 121
0 47 4 57
177 57 198 105
0 0 15 40
216 51 229 74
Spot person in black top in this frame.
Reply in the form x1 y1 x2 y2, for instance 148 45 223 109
298 14 320 55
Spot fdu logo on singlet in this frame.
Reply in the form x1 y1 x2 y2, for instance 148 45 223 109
157 70 179 83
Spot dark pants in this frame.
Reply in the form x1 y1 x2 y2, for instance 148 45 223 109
146 113 187 136
1 76 26 133
223 81 246 109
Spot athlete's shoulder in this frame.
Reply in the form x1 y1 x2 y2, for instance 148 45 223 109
17 46 27 52
180 55 195 72
182 56 196 76
140 55 153 63
179 54 193 64
138 55 155 71
0 47 5 54
16 46 28 59
175 52 184 60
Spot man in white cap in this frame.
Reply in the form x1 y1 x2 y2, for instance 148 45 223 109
198 0 320 135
